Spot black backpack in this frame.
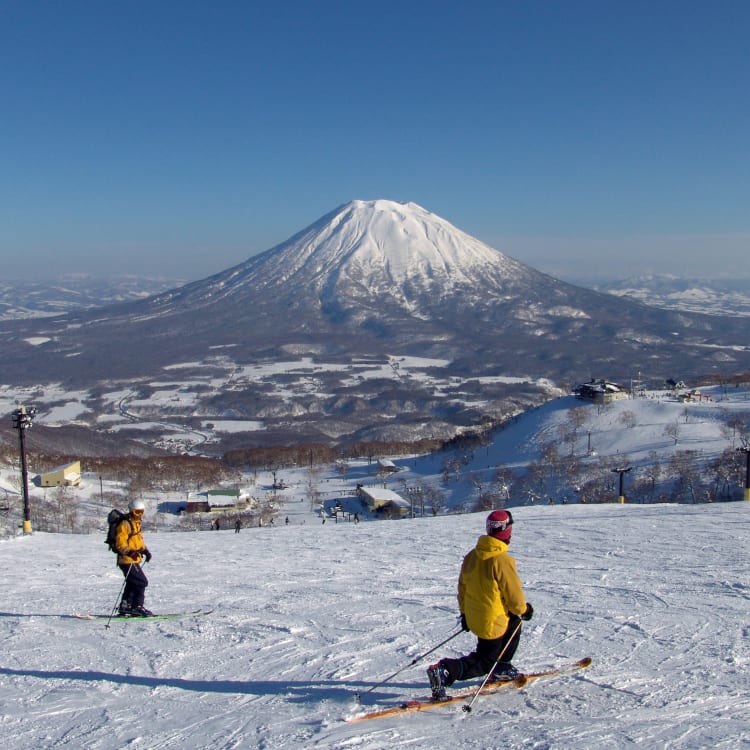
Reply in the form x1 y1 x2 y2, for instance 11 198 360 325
105 509 131 553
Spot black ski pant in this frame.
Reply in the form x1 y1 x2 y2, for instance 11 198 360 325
440 615 522 685
118 563 149 608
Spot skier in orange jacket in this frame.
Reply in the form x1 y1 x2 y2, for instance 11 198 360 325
115 498 153 616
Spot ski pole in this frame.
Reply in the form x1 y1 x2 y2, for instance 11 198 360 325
105 563 132 630
355 626 464 702
462 618 523 714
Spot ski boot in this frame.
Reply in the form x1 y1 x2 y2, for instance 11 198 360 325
129 605 153 617
427 662 450 701
489 662 521 682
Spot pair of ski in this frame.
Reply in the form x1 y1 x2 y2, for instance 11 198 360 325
348 656 592 722
73 609 213 622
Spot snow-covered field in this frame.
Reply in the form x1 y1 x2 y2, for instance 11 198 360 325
0 353 561 454
0 502 748 749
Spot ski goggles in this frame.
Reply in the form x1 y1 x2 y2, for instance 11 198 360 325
486 510 513 534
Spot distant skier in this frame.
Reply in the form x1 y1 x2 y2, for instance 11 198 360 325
427 509 533 700
235 519 242 533
114 499 153 616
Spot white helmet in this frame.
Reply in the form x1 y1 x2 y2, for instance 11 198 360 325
128 498 146 512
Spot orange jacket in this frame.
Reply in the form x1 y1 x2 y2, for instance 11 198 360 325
115 514 146 565
457 535 528 640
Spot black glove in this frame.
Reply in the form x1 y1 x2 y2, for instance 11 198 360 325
143 549 152 563
460 613 469 631
521 603 534 621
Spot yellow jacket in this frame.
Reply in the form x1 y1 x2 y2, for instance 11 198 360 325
115 514 146 565
457 535 528 640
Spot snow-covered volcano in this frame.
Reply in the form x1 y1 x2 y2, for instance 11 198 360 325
241 199 535 301
147 199 546 323
1 199 749 449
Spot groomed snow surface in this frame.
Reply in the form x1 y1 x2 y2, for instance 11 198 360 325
1 502 748 749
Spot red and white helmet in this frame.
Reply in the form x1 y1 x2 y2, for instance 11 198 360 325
486 509 513 541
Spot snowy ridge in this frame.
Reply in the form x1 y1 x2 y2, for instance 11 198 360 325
597 274 750 317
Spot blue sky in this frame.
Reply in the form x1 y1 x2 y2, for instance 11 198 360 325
2 1 748 283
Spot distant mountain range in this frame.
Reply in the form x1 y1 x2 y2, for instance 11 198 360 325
4 270 748 321
595 275 750 317
0 275 185 321
1 200 749 451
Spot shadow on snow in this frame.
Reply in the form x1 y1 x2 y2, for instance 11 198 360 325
0 665 418 702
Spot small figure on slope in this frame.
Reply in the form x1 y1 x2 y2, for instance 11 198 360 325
427 509 533 700
115 499 153 616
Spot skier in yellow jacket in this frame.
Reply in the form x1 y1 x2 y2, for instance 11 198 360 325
115 498 153 616
427 510 533 700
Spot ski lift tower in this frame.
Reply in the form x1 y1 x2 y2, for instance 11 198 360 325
611 466 631 504
11 405 36 534
739 442 750 501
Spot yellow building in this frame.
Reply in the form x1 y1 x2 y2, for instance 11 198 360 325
39 461 81 487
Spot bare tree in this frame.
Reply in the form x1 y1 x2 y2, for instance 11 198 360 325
492 467 514 502
596 400 614 417
643 452 662 498
475 491 501 512
668 451 702 503
576 467 612 504
422 485 446 516
568 406 587 433
710 447 744 499
468 472 485 497
441 455 463 484
664 422 680 446
719 409 748 450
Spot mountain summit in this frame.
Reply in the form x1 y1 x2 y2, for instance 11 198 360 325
1 199 749 448
246 199 531 296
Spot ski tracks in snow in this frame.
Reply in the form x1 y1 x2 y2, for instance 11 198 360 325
1 505 749 748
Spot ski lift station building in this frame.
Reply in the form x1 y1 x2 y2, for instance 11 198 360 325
357 485 410 516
